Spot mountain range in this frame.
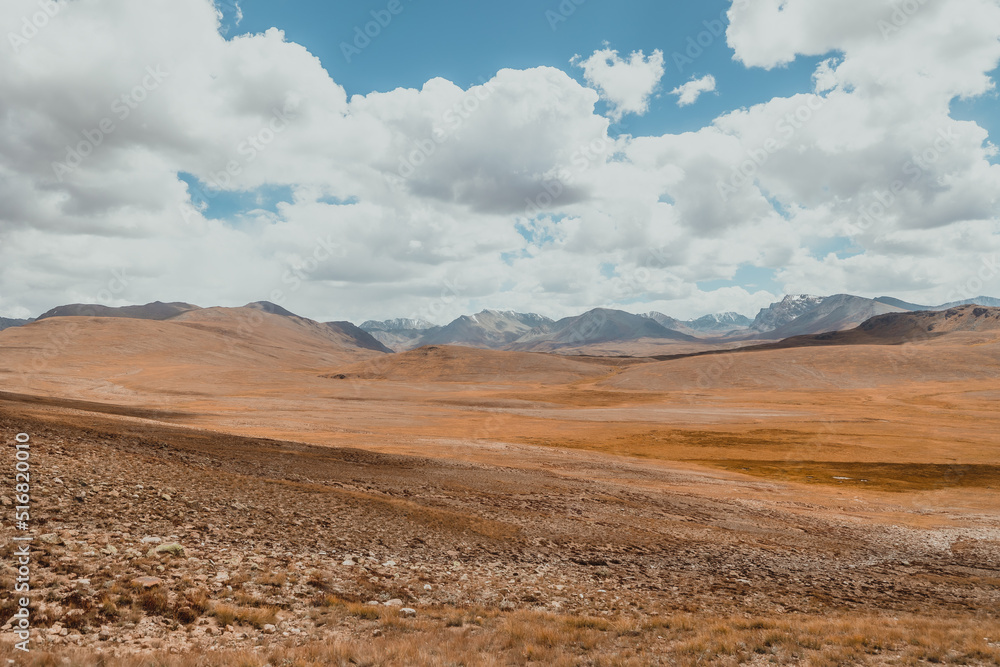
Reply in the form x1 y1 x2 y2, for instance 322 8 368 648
4 294 998 355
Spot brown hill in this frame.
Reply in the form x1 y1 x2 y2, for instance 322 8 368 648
35 300 200 321
0 306 387 400
327 345 629 384
601 307 1000 392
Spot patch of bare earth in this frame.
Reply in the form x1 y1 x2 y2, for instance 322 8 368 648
2 401 998 665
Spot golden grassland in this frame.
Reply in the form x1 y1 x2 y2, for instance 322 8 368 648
4 606 999 666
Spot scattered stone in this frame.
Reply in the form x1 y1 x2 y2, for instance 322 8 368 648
400 608 417 617
40 533 63 545
141 536 162 544
148 543 185 558
384 599 403 607
130 576 164 589
423 584 432 591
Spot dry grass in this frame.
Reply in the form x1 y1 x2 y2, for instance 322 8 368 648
701 460 1000 492
5 608 998 666
208 602 278 629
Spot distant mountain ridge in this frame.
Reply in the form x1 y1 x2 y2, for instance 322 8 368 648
509 308 699 352
418 310 554 349
36 301 200 321
0 317 32 331
9 294 1000 353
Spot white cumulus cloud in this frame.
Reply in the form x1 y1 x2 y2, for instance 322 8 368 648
572 48 666 120
670 74 717 107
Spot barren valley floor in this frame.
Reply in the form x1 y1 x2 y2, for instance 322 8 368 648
1 314 999 665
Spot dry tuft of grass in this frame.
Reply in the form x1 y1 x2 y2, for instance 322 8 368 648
4 608 998 666
209 602 278 629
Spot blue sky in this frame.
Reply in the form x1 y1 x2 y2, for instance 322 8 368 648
225 0 821 137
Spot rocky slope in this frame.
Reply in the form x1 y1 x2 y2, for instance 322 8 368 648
418 310 554 350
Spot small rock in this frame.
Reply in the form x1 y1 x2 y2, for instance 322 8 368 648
98 628 111 641
147 543 185 558
384 599 403 607
372 628 383 637
423 584 432 591
74 491 86 502
214 571 229 582
130 576 164 589
140 536 161 544
342 559 355 566
262 624 276 635
39 533 63 545
100 545 118 556
400 608 417 617
366 600 380 606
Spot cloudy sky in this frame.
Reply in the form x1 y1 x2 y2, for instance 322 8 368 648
1 0 999 323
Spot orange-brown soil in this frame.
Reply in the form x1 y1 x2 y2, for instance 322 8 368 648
1 309 998 664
